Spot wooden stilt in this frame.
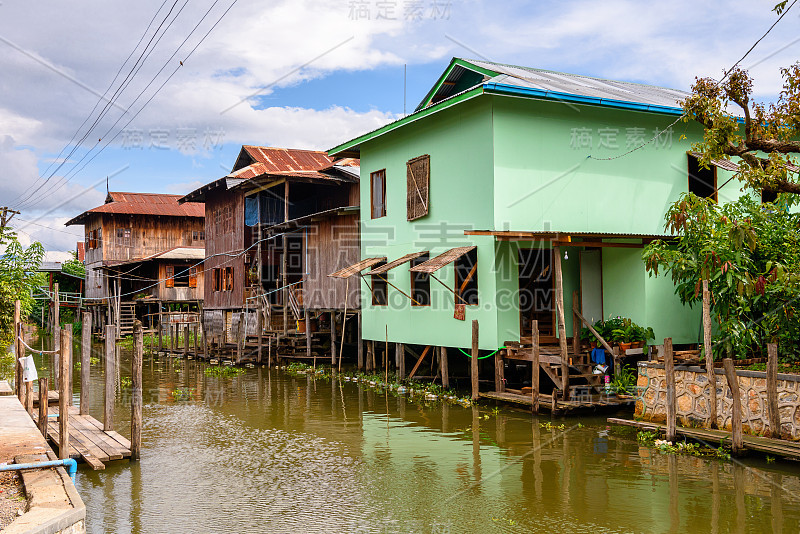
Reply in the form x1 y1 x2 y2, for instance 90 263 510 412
471 319 479 401
767 343 780 438
702 280 717 429
258 307 264 364
304 308 311 362
14 300 22 400
357 311 364 370
552 247 569 400
572 290 580 361
104 325 115 431
236 313 243 363
440 346 449 388
54 283 60 390
367 340 374 372
397 343 405 379
81 312 91 415
59 327 71 460
532 320 540 414
494 348 505 393
158 305 163 353
38 377 48 438
184 324 189 357
664 337 676 442
330 312 338 367
25 380 33 416
131 320 143 461
723 357 744 456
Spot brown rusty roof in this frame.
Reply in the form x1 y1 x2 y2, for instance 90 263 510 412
366 251 428 275
242 146 335 172
408 246 476 274
329 257 387 279
65 192 204 226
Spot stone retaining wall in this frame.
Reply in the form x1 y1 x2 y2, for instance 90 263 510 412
635 362 800 440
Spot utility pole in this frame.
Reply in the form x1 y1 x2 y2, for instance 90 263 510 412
0 207 20 229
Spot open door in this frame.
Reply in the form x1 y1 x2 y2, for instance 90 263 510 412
580 249 603 324
519 247 556 343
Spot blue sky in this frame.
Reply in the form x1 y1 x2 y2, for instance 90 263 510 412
1 0 799 252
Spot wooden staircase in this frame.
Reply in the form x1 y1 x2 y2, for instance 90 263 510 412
118 302 136 337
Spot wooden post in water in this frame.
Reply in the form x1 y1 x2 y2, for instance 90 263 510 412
664 337 676 442
131 320 143 461
65 324 73 406
330 312 338 367
366 340 374 372
184 324 189 357
258 307 265 364
58 327 70 460
193 324 198 357
471 319 479 401
81 312 91 415
38 377 48 438
702 280 718 429
53 283 60 390
157 306 163 353
440 346 449 388
552 247 569 400
767 343 780 438
357 311 364 370
25 379 33 416
723 358 744 455
532 320 540 414
236 313 243 363
572 290 580 362
104 325 115 431
494 348 504 393
397 343 405 379
14 300 22 399
303 308 311 362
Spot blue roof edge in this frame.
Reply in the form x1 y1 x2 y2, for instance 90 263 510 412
483 82 684 116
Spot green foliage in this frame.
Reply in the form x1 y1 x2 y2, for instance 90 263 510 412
636 430 732 460
204 365 244 378
0 228 44 348
609 365 637 395
644 193 800 360
582 317 654 344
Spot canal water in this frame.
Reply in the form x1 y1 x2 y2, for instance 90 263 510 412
36 345 800 533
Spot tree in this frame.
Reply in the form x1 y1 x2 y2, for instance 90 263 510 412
681 4 800 198
0 227 44 349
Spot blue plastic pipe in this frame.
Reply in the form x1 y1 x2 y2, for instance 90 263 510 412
0 459 78 483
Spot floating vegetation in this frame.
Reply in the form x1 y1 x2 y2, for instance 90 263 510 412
120 376 132 388
204 365 244 378
637 430 731 460
171 387 195 401
74 356 99 370
283 362 474 406
540 421 566 431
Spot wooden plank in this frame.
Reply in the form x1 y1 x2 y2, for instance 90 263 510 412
69 416 124 460
79 414 132 450
58 328 70 460
45 422 103 469
494 349 505 393
440 346 449 388
38 377 48 439
81 311 91 415
131 320 143 460
553 245 569 401
104 325 115 431
571 290 580 360
408 346 432 379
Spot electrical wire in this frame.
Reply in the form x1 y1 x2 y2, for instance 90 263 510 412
589 0 797 162
21 0 237 210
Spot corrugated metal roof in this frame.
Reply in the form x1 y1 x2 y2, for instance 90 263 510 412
66 192 204 226
241 146 336 172
408 246 476 274
469 60 689 109
366 251 428 275
329 257 386 279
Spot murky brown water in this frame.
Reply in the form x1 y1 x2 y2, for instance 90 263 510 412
32 343 800 533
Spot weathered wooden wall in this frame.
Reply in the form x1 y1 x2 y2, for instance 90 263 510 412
155 261 204 301
204 187 245 310
304 212 360 310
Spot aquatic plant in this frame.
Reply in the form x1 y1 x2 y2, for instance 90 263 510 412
170 387 195 401
608 365 637 395
120 376 132 388
204 365 244 378
637 430 731 460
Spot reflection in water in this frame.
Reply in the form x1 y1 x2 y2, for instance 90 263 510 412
54 348 800 533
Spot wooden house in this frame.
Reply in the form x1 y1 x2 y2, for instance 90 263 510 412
65 192 206 335
180 146 360 360
328 57 749 399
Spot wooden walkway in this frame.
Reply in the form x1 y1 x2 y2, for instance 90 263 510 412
33 406 131 470
480 390 634 414
607 417 800 460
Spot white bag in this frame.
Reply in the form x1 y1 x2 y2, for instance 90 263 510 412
20 355 38 383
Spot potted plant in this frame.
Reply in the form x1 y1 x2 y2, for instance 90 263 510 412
580 326 597 349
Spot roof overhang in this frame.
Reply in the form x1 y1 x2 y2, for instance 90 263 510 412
465 230 671 247
329 257 386 279
179 177 245 204
365 251 428 275
408 246 476 274
261 206 359 233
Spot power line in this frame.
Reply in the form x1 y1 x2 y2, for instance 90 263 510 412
13 0 183 210
589 0 797 162
20 0 237 210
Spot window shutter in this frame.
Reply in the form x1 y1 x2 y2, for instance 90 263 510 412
189 267 197 288
406 155 430 221
166 265 174 288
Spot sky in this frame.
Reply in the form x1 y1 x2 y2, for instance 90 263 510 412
1 0 799 252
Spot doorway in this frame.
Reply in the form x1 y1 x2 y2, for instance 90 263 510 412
518 247 556 343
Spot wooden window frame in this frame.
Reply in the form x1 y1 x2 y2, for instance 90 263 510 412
213 268 221 292
410 253 431 306
371 261 388 306
189 267 197 288
165 265 175 288
454 249 478 306
224 266 234 291
406 155 430 221
370 169 386 219
687 154 717 202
